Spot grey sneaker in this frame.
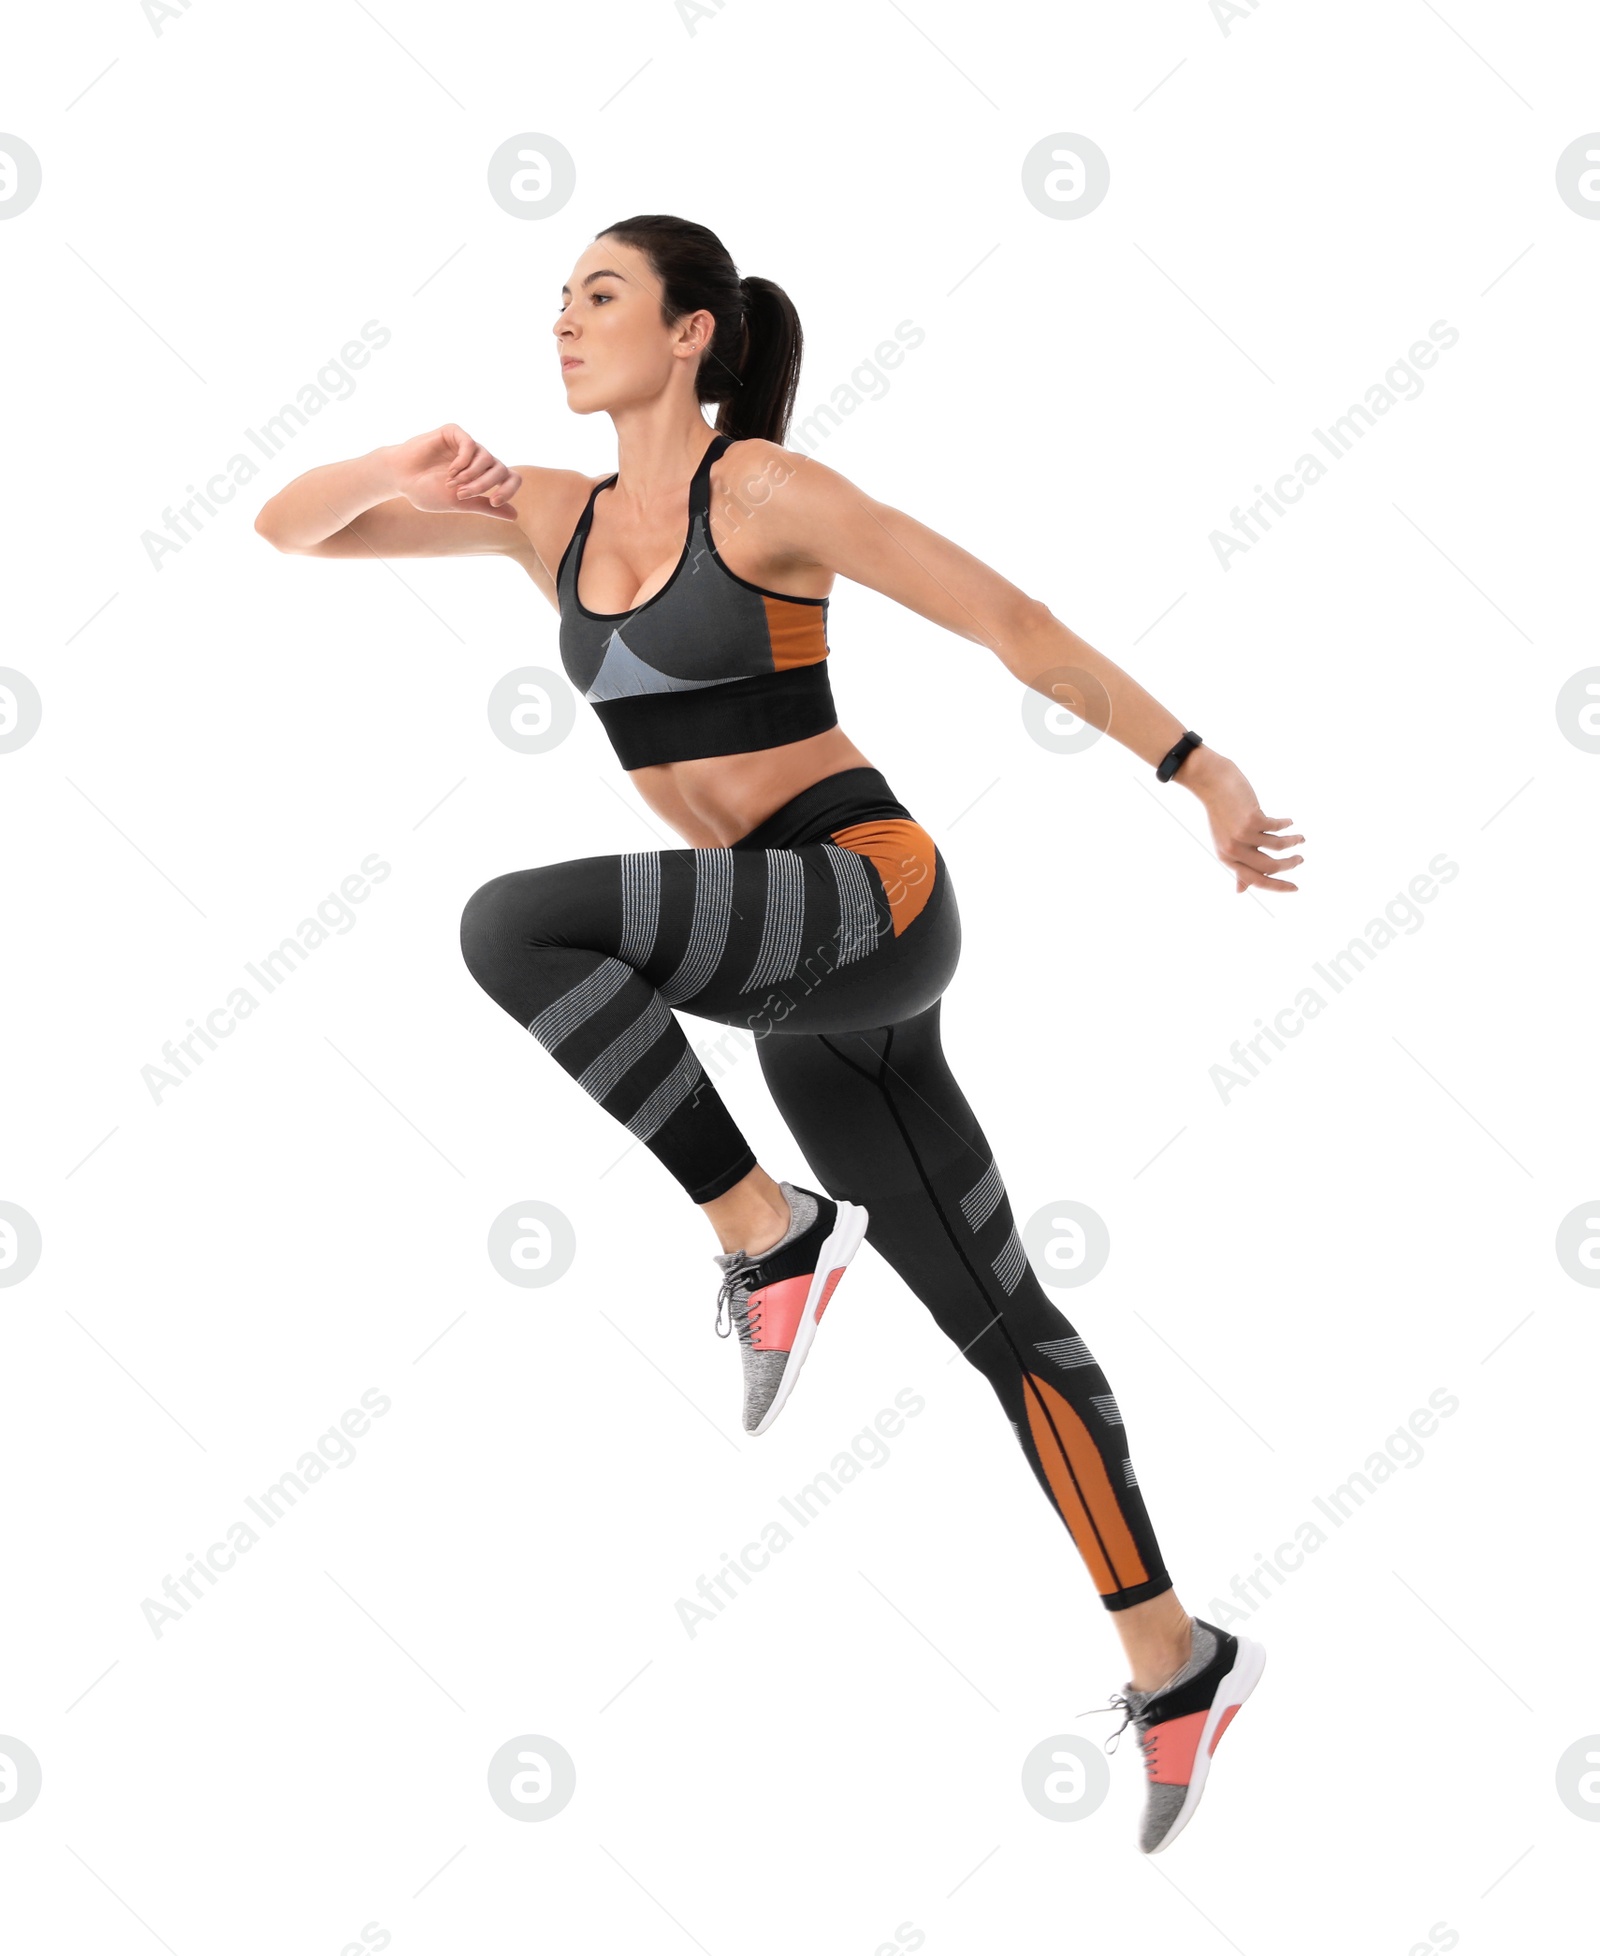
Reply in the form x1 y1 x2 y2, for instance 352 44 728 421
712 1181 869 1435
1083 1617 1266 1853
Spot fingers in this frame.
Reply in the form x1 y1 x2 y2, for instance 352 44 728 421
452 451 519 505
458 468 519 506
1223 810 1304 892
430 428 522 509
448 444 494 489
1227 856 1300 893
458 476 518 509
1247 810 1303 849
1226 806 1305 879
1224 827 1305 871
451 448 498 487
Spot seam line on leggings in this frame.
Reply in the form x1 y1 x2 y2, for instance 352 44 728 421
819 1025 1129 1595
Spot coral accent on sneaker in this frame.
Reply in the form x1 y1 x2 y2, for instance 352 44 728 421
1144 1710 1207 1785
814 1267 846 1322
746 1273 812 1350
1207 1703 1240 1754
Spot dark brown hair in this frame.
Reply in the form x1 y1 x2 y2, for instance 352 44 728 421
595 214 803 445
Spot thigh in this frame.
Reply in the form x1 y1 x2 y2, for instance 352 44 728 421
654 832 962 1038
755 1002 990 1235
474 831 960 1039
753 1001 1010 1353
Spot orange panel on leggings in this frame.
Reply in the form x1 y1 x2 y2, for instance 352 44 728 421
1021 1372 1150 1596
828 818 937 935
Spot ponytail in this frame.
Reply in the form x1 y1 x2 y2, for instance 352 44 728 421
596 214 803 445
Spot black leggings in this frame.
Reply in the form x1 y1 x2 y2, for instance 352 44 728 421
459 767 1172 1610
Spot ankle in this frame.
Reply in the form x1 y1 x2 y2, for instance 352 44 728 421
702 1173 791 1256
1126 1611 1194 1694
740 1196 793 1257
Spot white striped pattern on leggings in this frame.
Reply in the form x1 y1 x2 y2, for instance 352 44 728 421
524 840 894 1146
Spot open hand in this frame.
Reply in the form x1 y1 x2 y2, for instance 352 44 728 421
1188 754 1304 893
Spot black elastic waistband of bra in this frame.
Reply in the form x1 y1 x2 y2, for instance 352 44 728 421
592 661 837 771
732 767 913 852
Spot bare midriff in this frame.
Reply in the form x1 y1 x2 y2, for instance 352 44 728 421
625 723 879 848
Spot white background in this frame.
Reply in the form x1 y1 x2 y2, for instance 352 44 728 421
2 1 1597 1950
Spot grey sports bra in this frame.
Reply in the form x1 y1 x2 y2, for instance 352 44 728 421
555 432 839 769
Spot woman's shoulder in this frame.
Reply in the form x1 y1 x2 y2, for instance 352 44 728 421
509 464 612 566
712 436 864 508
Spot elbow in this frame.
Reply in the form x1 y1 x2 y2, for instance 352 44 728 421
253 506 292 552
996 596 1053 655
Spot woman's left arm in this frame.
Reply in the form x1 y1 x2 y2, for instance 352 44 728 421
756 446 1304 896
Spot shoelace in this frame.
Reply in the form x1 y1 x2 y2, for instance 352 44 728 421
1082 1692 1189 1786
1078 1691 1141 1757
714 1260 764 1344
1077 1692 1164 1779
1078 1626 1205 1777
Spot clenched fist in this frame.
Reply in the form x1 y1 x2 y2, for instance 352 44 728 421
387 424 523 520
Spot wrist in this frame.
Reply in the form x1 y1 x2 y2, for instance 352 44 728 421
1172 741 1228 795
366 444 404 496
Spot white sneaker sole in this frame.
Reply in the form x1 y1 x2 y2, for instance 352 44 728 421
1144 1634 1266 1855
749 1198 869 1436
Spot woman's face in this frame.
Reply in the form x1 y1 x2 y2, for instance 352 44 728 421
554 236 711 414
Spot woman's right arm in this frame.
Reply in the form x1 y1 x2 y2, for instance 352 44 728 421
253 422 555 571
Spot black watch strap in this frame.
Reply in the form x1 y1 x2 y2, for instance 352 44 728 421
1157 730 1202 782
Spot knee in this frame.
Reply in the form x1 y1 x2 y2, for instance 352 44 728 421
459 868 542 988
460 856 603 994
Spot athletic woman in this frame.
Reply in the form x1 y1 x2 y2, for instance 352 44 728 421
254 213 1303 1853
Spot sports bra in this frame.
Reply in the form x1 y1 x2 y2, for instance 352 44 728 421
555 431 839 769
